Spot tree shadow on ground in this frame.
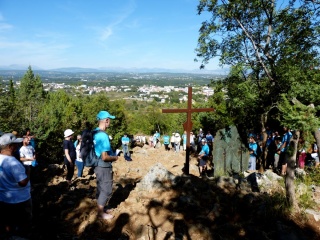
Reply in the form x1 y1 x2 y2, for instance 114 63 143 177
27 163 320 240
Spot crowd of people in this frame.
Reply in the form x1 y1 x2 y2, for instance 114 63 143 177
0 110 121 238
247 126 320 175
4 119 320 238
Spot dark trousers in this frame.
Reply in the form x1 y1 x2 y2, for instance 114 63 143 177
64 158 75 181
0 198 32 237
164 144 170 151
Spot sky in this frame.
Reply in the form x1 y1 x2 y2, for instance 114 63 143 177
0 0 222 72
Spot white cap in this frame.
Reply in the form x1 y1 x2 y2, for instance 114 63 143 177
0 133 23 146
64 129 74 138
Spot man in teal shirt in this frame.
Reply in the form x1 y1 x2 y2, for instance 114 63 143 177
94 110 118 220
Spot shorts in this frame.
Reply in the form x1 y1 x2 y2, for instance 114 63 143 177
199 156 208 167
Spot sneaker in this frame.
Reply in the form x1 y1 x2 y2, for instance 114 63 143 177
99 213 114 220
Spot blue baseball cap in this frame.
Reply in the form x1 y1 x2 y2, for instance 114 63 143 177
96 111 116 120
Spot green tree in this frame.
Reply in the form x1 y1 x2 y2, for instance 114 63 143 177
18 66 46 129
196 0 320 207
196 0 320 126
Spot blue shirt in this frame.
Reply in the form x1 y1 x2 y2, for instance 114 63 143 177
206 134 213 142
182 134 187 144
121 136 130 145
94 128 114 168
199 144 210 156
249 142 258 157
163 135 170 144
281 131 293 152
0 155 31 203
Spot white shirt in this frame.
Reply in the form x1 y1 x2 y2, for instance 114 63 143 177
19 145 35 166
76 143 83 162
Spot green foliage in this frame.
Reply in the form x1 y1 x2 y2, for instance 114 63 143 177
196 0 320 139
278 94 320 146
0 79 19 131
17 66 47 130
295 167 320 209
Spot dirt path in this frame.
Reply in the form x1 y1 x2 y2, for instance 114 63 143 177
27 144 320 240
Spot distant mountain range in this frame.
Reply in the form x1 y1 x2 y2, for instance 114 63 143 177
0 64 228 75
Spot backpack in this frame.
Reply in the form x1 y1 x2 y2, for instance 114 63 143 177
80 129 102 167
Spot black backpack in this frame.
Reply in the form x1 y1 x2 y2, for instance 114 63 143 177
80 129 102 167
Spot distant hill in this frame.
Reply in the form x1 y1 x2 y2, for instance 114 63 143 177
0 65 228 75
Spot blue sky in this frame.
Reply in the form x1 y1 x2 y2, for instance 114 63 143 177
0 0 222 71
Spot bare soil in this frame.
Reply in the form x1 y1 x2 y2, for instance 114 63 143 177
27 145 320 240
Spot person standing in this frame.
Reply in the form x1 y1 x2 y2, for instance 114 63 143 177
19 136 37 181
197 128 204 153
153 131 160 148
198 138 210 177
248 136 258 171
190 132 196 153
174 132 181 153
277 127 292 175
74 135 84 178
149 135 154 147
273 137 282 172
162 133 170 151
182 131 187 151
0 133 32 238
94 110 118 220
170 133 175 151
63 129 76 185
206 131 214 155
121 134 130 159
24 128 36 149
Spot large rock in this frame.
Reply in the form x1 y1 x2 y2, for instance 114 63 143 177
212 126 248 176
136 162 176 191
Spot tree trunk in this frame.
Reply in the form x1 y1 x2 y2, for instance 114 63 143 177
259 113 268 172
285 130 300 209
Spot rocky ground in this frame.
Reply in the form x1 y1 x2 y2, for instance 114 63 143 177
21 144 320 239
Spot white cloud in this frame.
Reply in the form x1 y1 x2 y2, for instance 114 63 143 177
0 22 12 31
96 0 136 42
100 27 113 41
0 12 13 31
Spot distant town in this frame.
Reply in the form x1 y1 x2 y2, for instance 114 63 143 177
0 69 225 103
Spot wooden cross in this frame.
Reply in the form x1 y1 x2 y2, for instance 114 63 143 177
162 86 214 175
